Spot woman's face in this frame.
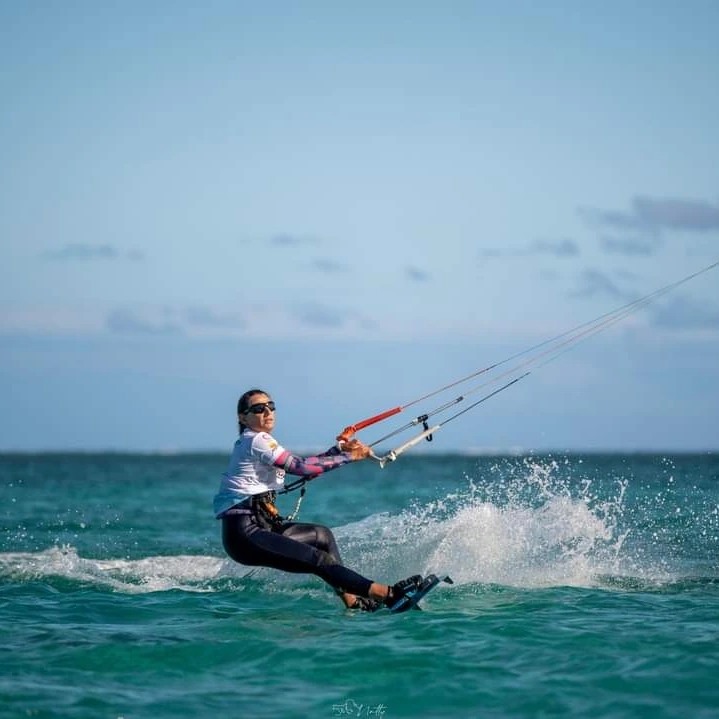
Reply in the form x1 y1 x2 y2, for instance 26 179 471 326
241 392 276 434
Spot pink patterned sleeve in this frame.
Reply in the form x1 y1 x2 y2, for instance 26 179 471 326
273 446 353 478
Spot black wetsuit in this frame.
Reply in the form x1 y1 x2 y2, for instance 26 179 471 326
221 502 373 597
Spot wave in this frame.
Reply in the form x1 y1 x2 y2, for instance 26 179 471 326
0 546 256 594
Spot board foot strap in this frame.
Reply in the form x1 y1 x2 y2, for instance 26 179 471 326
388 574 454 613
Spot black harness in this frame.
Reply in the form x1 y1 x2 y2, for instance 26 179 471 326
223 484 308 530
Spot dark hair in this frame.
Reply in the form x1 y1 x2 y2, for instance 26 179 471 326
237 388 270 434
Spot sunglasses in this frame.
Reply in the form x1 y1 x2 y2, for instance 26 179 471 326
244 401 276 415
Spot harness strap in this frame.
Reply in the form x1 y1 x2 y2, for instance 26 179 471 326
251 491 284 527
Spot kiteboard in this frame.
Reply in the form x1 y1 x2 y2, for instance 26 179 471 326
387 573 453 613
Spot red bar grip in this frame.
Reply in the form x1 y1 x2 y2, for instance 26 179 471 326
337 406 402 442
353 406 402 431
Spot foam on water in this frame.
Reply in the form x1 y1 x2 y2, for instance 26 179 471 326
0 546 254 593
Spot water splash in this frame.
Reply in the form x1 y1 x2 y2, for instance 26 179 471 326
339 456 633 588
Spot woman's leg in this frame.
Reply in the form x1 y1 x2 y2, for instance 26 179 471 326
222 514 374 599
279 522 342 563
279 522 370 607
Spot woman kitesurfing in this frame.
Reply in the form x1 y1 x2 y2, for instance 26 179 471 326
214 389 425 611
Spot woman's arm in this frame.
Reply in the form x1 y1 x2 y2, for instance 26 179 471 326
273 440 370 478
274 449 351 477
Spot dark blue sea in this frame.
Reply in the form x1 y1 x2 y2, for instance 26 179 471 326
1 452 718 718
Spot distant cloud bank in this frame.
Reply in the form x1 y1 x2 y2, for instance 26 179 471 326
100 301 376 337
481 238 580 259
406 266 430 282
650 296 719 330
42 244 144 261
569 269 636 301
581 196 719 235
599 236 659 256
106 308 182 335
312 259 348 273
106 306 246 336
290 303 376 331
269 233 318 247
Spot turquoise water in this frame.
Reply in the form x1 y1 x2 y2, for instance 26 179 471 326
1 452 718 718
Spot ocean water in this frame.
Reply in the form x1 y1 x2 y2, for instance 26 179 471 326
1 451 718 719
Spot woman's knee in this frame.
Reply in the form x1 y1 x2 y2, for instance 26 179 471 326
316 525 342 560
314 524 334 546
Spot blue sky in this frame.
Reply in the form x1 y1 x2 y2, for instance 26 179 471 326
1 1 718 453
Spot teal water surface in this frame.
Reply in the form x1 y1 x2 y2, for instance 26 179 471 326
1 452 718 718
